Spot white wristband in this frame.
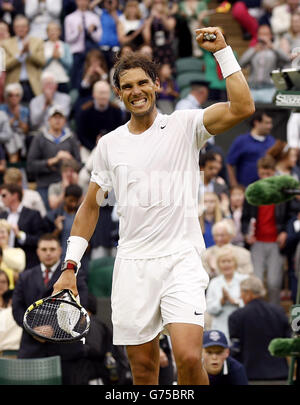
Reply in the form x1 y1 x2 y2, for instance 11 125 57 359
213 46 241 79
64 236 89 268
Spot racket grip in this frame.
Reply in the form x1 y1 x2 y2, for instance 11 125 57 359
203 33 216 41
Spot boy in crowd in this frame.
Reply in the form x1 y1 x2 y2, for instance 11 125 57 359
203 329 248 385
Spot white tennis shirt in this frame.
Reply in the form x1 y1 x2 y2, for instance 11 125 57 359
91 109 213 259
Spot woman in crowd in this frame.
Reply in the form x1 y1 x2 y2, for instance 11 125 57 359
266 139 300 181
239 24 290 103
199 191 223 248
156 62 179 114
0 268 9 309
117 0 146 50
0 269 22 354
43 21 73 94
0 83 29 163
202 218 253 278
0 219 26 289
229 185 246 247
143 0 176 68
279 11 300 68
206 246 248 341
78 49 109 100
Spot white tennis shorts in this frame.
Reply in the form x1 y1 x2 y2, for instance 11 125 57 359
111 248 209 345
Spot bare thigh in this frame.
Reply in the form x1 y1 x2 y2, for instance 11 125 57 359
126 334 161 384
166 323 204 361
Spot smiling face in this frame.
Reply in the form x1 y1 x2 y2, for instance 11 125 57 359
213 226 232 247
47 22 61 42
117 67 160 118
217 253 237 277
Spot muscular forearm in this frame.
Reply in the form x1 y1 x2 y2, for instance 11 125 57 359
70 198 100 242
226 71 254 118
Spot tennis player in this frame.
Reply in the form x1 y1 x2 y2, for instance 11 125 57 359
53 27 255 385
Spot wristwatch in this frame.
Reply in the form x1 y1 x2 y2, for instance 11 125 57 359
61 261 78 273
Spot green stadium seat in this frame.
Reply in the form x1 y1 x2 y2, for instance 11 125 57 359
88 256 115 298
0 356 62 385
176 71 208 91
175 57 205 75
0 350 19 358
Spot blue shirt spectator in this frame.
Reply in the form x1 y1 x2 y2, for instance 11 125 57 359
226 111 275 187
99 7 121 48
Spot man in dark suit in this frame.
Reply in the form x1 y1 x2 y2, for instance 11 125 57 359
0 183 46 268
228 275 291 383
12 233 89 385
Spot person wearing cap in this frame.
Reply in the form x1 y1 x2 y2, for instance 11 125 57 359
175 80 209 111
27 105 81 210
203 329 248 385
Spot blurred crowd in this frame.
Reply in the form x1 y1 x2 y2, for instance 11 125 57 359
0 0 299 386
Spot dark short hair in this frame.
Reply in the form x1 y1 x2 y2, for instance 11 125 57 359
65 184 83 199
38 233 60 246
1 183 23 201
249 110 272 128
199 151 217 168
113 52 159 90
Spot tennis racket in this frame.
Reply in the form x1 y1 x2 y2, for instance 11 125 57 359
23 289 90 343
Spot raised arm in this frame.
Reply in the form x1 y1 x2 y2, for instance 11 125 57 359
52 181 106 296
196 27 255 135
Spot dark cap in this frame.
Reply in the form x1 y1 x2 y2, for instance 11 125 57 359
190 80 210 88
203 330 229 348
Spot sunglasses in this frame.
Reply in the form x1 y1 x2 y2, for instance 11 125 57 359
8 93 21 98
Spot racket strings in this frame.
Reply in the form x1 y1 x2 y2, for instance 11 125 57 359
26 300 88 341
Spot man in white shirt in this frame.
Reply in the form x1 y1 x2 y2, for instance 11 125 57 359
29 71 71 133
175 80 209 111
53 27 255 385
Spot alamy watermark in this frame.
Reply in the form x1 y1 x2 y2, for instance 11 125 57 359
94 168 205 219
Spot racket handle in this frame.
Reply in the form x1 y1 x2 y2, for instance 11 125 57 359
203 33 217 41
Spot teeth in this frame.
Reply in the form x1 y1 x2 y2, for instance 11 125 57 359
132 99 146 105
